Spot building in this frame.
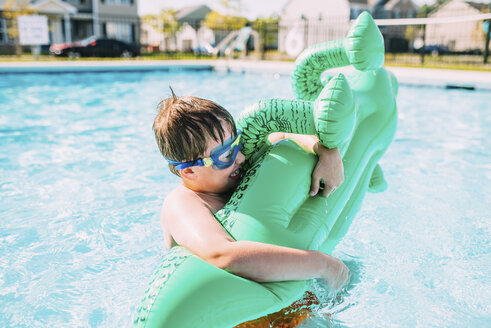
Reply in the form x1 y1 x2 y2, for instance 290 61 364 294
371 0 418 19
426 0 489 52
385 0 418 18
0 0 139 52
141 5 213 53
176 4 212 29
370 0 419 52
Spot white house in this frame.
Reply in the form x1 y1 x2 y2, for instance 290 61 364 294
426 0 489 52
0 0 78 44
140 5 214 53
31 0 77 44
177 5 212 28
140 19 166 51
176 23 197 52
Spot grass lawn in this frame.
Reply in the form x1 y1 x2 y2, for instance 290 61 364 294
1 51 490 72
0 52 211 61
383 53 491 72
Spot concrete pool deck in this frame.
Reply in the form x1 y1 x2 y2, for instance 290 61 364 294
1 59 490 91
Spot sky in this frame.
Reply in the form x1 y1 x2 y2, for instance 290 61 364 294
137 0 440 19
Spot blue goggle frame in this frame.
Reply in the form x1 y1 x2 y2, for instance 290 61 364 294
167 130 243 170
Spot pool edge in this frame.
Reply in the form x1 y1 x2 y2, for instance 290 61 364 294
1 60 490 91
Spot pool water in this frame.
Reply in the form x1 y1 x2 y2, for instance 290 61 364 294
1 70 489 327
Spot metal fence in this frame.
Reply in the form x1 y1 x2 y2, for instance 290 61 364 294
1 10 490 66
140 14 490 66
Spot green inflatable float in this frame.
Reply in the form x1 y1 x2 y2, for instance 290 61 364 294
134 12 398 327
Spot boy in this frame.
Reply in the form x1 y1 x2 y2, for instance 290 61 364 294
153 92 350 292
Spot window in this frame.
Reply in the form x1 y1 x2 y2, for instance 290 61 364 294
105 22 133 42
0 18 8 44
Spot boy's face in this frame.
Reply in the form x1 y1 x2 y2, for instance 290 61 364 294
187 123 244 195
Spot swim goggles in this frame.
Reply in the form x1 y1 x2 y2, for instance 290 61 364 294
167 130 243 170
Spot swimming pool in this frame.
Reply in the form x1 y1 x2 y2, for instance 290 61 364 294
1 69 489 327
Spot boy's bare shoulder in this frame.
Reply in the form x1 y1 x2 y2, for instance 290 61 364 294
162 185 202 217
159 185 213 249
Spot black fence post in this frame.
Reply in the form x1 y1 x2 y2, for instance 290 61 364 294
420 24 426 65
419 7 430 66
301 15 308 50
260 22 265 60
484 19 490 64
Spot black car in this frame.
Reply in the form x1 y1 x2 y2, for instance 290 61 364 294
50 36 140 58
415 44 450 56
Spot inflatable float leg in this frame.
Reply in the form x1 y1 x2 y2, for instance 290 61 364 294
292 11 385 101
368 163 388 193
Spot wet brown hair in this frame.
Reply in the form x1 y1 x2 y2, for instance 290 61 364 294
153 88 236 176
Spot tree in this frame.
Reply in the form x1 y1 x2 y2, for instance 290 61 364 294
252 15 279 28
142 8 179 35
203 10 247 30
3 0 37 55
158 9 179 35
141 8 179 51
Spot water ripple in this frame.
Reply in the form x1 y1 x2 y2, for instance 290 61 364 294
1 71 490 327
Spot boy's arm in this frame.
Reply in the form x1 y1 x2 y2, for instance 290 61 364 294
269 133 344 197
163 192 349 290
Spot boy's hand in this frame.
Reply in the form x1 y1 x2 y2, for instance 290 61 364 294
310 144 344 197
321 255 350 292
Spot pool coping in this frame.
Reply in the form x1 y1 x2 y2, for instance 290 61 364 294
0 59 216 73
1 59 491 91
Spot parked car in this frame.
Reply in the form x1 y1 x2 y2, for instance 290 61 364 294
49 36 140 58
415 44 450 56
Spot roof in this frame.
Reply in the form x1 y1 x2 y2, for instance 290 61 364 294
176 5 212 21
349 0 368 4
429 0 489 16
0 0 75 12
386 0 400 9
31 0 77 14
466 1 490 12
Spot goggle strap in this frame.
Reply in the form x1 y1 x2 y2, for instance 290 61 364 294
167 158 204 170
230 133 241 148
203 158 213 167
